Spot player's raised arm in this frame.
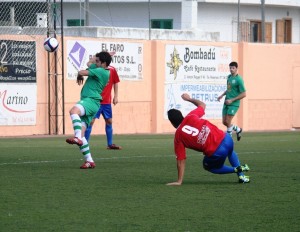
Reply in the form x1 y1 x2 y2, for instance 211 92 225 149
181 93 206 109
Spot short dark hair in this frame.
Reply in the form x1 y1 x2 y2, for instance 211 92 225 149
229 61 238 68
167 109 184 128
96 51 112 66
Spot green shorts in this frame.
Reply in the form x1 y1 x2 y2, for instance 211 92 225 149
77 98 100 126
222 104 239 116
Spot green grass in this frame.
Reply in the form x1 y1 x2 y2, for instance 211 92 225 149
0 132 300 232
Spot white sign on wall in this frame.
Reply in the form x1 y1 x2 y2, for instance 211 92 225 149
0 84 37 125
66 40 143 81
164 45 232 119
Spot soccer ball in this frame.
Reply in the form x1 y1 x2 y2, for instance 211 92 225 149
43 37 59 52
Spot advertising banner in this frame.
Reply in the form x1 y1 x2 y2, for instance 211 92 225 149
0 84 37 125
67 40 143 81
0 40 36 83
165 45 231 119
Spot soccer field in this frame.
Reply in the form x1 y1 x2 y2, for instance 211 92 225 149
1 132 299 232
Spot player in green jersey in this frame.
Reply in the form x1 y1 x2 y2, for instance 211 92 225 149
66 51 111 169
217 61 246 141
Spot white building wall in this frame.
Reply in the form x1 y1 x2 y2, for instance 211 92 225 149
198 3 237 42
181 0 198 29
64 2 181 29
198 3 300 43
62 1 300 43
267 7 300 44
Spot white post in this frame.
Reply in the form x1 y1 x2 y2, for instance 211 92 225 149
181 0 198 29
237 0 240 42
85 0 89 26
80 0 82 26
10 6 15 26
261 0 265 42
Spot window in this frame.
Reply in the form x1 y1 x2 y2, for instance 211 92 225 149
151 19 173 29
265 23 272 43
249 20 272 43
67 19 84 26
251 21 261 42
276 18 292 43
239 21 250 42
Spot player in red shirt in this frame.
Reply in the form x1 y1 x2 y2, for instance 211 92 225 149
84 55 121 150
167 93 250 185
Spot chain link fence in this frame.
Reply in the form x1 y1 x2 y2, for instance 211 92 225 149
0 0 64 135
0 1 61 69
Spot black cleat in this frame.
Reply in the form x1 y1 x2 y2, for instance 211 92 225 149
237 128 243 141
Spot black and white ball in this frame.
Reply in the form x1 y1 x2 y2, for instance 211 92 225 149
43 37 59 52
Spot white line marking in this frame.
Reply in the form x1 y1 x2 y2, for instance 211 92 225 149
0 154 175 166
0 150 298 166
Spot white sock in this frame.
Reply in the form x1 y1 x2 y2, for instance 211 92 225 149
80 137 94 162
84 154 94 162
71 114 82 138
227 125 234 135
233 125 241 133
